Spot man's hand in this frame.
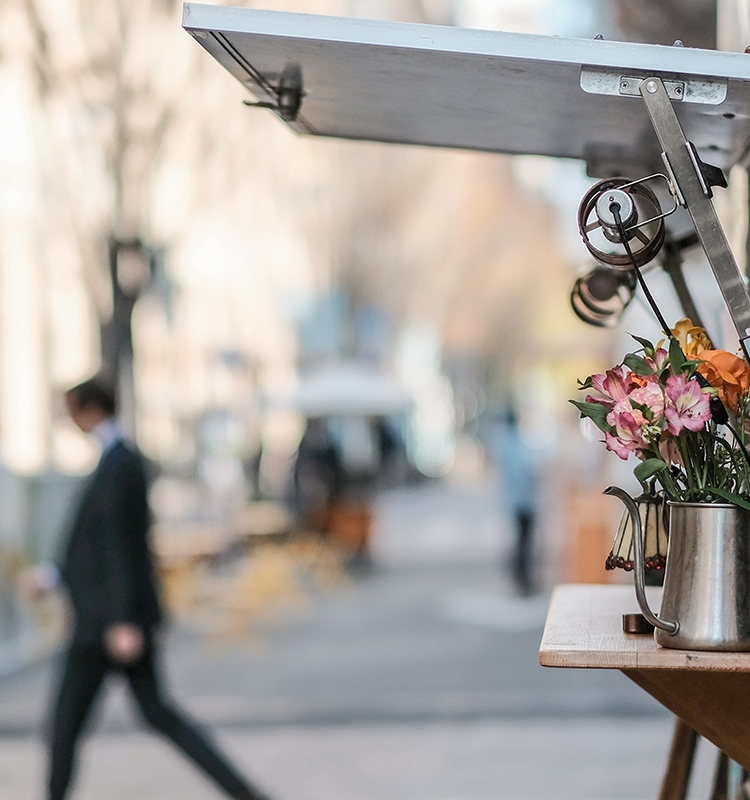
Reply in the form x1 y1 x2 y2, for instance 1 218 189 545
18 563 60 599
104 624 145 664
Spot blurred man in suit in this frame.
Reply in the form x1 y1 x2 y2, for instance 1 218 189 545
36 377 270 800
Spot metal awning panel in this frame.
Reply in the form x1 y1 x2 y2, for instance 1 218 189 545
182 4 750 175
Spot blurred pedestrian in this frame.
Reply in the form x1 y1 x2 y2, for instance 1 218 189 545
491 406 539 596
291 416 343 531
25 376 271 800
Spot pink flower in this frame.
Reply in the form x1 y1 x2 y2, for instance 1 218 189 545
604 427 640 460
587 367 636 408
645 346 669 373
603 376 666 461
658 436 682 466
628 379 665 427
606 402 648 459
664 374 711 435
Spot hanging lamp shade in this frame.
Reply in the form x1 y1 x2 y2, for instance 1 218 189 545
606 495 668 573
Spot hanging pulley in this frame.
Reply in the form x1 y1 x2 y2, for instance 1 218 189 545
577 176 670 269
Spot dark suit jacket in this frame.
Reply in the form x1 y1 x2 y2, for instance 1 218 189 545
59 440 162 644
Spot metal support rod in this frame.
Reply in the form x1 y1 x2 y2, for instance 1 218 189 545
639 77 750 357
661 240 708 333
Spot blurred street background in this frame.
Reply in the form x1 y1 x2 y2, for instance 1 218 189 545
0 0 746 798
0 460 689 800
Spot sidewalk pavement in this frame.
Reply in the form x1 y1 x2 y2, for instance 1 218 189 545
0 717 699 800
0 472 720 800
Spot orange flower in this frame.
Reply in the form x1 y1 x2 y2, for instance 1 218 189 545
696 349 750 414
670 318 712 357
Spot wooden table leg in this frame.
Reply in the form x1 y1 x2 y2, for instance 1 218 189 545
711 752 731 800
710 753 749 800
658 719 699 800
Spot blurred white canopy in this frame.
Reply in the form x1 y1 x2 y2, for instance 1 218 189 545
266 362 412 417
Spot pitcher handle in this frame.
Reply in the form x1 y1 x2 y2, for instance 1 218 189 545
603 487 678 635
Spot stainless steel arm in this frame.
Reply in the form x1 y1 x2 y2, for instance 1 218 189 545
638 77 750 357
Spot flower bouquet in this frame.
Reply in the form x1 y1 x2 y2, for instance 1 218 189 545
571 319 750 510
573 319 750 649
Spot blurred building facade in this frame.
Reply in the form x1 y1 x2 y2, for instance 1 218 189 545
0 0 594 488
2 0 747 649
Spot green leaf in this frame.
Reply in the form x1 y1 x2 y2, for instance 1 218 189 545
623 353 653 376
629 400 654 422
630 334 656 356
569 399 611 433
669 337 687 372
633 458 668 482
705 487 750 511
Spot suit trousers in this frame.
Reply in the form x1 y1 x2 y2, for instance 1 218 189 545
47 637 257 800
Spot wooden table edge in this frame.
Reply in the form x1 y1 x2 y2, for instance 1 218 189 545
539 583 750 672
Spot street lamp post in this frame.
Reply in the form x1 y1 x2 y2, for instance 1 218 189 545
105 237 155 439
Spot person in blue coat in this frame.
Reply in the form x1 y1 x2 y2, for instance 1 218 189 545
491 406 539 596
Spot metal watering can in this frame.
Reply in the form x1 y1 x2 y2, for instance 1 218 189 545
605 486 750 651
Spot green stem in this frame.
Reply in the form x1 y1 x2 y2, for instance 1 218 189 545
657 461 683 501
677 434 698 497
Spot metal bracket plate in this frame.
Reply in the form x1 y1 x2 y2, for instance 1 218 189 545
581 66 728 105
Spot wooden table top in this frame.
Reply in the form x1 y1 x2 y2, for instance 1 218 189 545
539 583 750 672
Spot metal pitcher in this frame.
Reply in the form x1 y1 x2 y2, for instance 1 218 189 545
605 487 750 651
